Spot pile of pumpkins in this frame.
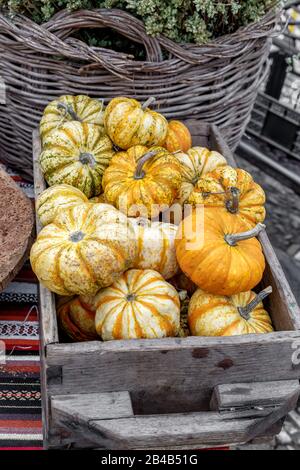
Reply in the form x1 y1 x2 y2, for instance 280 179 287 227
30 94 274 342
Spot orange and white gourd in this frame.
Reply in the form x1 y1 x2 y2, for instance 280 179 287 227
30 203 137 296
57 296 98 342
95 269 180 340
130 218 179 279
188 287 274 336
104 97 168 149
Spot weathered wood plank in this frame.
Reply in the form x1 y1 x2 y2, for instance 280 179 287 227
49 402 293 450
210 380 300 411
46 332 300 413
32 130 59 346
259 230 300 331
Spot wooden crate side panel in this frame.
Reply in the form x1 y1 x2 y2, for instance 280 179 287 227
46 331 300 413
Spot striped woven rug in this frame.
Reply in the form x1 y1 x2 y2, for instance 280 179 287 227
0 166 43 450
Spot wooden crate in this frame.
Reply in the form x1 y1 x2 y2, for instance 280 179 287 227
33 122 300 450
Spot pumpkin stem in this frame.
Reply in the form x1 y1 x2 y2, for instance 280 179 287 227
141 97 156 110
79 152 96 167
57 102 81 121
225 223 266 247
226 187 240 214
238 286 273 320
134 150 159 179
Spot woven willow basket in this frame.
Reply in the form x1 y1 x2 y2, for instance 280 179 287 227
0 8 276 180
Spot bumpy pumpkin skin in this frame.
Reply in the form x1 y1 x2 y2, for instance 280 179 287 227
36 184 88 226
39 121 115 198
57 296 98 342
104 97 168 149
40 95 105 144
188 289 273 336
95 269 180 340
175 147 227 204
164 121 192 153
102 145 182 218
30 203 137 296
175 208 265 296
130 218 179 279
188 165 266 228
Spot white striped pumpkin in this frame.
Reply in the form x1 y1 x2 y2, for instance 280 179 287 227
30 203 137 296
130 218 179 279
40 95 105 144
36 184 88 226
39 121 114 198
175 147 227 203
95 269 180 340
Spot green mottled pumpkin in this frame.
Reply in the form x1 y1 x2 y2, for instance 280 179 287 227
40 95 105 144
39 121 115 198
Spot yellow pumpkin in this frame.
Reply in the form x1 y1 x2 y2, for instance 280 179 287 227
94 269 180 340
36 184 88 226
164 120 192 153
57 296 98 342
104 97 168 149
39 121 114 198
102 145 182 218
130 218 179 279
30 203 137 296
175 208 266 296
188 165 266 228
188 287 274 336
175 147 227 204
40 95 105 144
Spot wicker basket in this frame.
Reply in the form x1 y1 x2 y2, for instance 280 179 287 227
0 8 276 180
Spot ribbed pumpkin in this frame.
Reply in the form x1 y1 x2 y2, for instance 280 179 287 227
188 165 266 228
164 121 192 153
30 203 137 296
39 121 114 198
130 218 179 279
57 296 98 342
40 95 105 144
36 184 88 226
102 145 182 218
175 208 266 296
94 269 180 340
188 287 274 336
104 97 168 149
175 147 227 204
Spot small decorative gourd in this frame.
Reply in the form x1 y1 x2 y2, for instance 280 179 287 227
36 184 88 226
188 165 266 228
102 145 182 218
188 287 274 336
39 121 114 198
104 97 168 149
175 147 227 203
164 121 192 153
130 218 179 279
40 95 105 144
57 296 98 342
94 269 180 340
175 208 266 296
30 203 137 296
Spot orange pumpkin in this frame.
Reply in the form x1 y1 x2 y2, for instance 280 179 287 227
164 121 192 153
57 296 98 342
188 165 266 228
175 208 266 296
102 146 182 218
188 287 274 336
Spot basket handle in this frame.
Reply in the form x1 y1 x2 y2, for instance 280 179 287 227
0 10 162 80
51 380 300 449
